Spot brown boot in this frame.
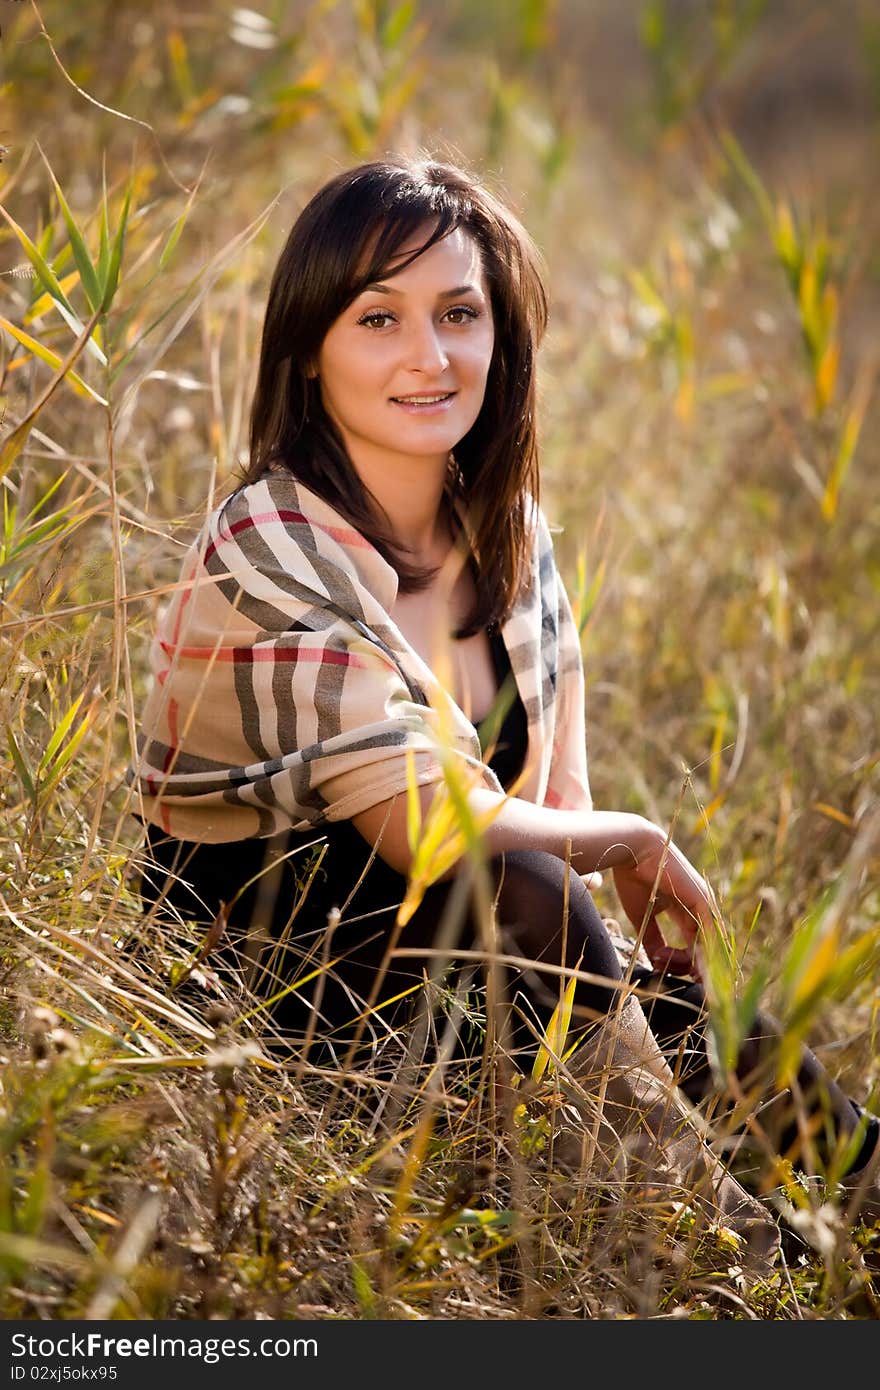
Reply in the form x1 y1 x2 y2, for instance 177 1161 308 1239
836 1112 880 1230
554 994 780 1270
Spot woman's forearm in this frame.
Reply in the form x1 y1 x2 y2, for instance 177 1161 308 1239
351 779 656 878
463 788 653 874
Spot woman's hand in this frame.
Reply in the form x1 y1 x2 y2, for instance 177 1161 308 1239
609 821 719 979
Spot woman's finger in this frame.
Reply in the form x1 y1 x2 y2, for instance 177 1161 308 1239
661 863 717 929
644 917 701 978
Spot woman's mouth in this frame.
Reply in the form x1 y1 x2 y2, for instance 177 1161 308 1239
390 392 456 414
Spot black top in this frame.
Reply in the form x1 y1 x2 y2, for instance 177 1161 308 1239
478 626 528 792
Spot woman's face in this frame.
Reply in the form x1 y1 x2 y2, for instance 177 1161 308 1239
314 224 495 476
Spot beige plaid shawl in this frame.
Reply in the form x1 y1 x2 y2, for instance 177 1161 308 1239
127 472 592 842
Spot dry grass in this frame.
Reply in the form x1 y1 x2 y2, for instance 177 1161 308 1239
1 0 879 1319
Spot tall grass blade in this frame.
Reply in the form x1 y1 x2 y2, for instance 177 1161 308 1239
7 729 36 804
100 174 134 310
532 957 581 1083
0 316 103 402
39 149 103 313
38 693 87 773
822 396 866 521
0 203 75 314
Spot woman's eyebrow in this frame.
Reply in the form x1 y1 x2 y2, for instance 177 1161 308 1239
361 282 483 298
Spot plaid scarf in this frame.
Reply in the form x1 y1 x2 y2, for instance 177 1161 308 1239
127 472 592 842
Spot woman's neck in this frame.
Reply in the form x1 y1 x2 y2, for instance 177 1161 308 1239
354 452 455 565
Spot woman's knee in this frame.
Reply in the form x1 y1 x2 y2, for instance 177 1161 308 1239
488 847 624 1015
489 847 586 905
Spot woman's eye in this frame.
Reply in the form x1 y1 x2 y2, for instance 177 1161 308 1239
358 311 396 329
356 305 480 330
444 305 479 324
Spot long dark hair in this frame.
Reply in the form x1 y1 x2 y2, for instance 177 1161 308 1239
243 156 548 636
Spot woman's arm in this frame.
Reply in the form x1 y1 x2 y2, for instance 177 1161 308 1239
350 783 716 973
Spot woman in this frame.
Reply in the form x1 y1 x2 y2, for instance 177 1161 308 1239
130 157 877 1256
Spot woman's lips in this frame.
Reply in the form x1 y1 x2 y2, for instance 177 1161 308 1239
389 392 457 414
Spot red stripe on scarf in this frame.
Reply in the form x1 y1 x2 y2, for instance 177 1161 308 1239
205 509 372 562
158 639 364 667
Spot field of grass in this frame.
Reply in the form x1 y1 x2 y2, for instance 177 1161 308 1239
1 0 879 1320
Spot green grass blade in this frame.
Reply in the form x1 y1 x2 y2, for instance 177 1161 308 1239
112 196 277 417
100 174 133 311
822 401 865 521
39 692 86 773
97 156 111 287
4 511 80 566
41 710 93 789
0 208 104 362
18 1121 52 1237
532 959 580 1083
380 0 416 48
7 729 36 803
0 316 103 401
42 295 108 367
720 128 774 230
404 749 422 855
0 204 74 314
21 469 69 526
158 167 204 271
39 150 103 314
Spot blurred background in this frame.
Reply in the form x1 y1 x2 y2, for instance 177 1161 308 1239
1 0 879 1318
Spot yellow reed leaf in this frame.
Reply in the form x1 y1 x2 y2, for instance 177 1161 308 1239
25 270 81 324
798 258 818 332
821 399 863 520
811 802 855 829
709 708 727 792
773 200 799 279
397 772 512 926
532 956 581 1083
0 316 103 402
674 372 694 424
72 1204 121 1228
167 28 194 105
790 925 840 1013
628 267 669 321
814 338 839 415
693 790 727 835
698 372 755 400
404 749 422 855
820 283 839 339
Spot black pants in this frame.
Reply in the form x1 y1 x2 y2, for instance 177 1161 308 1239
136 819 866 1169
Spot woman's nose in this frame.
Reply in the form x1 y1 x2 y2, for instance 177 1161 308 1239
404 319 449 374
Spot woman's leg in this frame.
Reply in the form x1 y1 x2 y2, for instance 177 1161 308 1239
136 828 630 1043
634 970 876 1177
477 849 871 1180
136 820 444 1049
138 826 866 1172
470 851 777 1256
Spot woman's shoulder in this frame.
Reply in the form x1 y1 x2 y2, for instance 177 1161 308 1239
214 466 299 519
211 469 351 541
203 467 393 598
